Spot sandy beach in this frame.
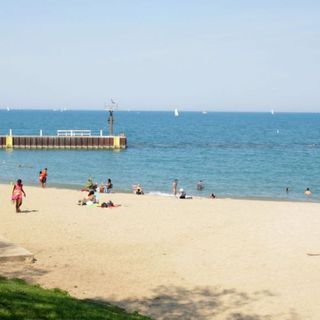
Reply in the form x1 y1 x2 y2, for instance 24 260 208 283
1 183 320 319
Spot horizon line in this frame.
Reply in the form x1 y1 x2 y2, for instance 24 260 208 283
1 108 320 114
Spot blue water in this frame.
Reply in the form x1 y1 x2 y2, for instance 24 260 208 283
0 110 320 201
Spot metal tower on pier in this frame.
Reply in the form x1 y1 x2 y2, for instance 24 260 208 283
106 99 118 136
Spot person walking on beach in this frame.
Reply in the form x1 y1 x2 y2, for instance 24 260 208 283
172 179 178 195
39 168 48 188
11 179 26 213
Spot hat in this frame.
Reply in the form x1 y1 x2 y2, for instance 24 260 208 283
179 188 184 192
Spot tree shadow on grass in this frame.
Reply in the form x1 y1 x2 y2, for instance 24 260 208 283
95 285 300 320
0 276 149 320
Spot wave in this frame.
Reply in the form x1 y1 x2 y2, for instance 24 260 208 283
147 191 175 197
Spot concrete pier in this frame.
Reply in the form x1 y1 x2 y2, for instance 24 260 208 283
0 134 127 150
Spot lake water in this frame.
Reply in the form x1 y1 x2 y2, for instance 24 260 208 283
0 110 319 201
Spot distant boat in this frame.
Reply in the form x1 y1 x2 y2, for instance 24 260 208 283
174 108 179 117
6 107 10 111
202 111 207 114
271 109 274 115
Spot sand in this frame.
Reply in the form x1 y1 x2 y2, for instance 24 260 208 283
1 183 320 319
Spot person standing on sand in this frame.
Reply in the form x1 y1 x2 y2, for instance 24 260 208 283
40 168 48 188
11 179 26 213
172 179 178 195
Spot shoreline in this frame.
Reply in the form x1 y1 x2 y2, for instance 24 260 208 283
1 180 318 204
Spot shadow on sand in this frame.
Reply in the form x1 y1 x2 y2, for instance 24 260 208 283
20 209 39 213
93 285 300 320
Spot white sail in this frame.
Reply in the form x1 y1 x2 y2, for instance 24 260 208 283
271 109 274 115
174 108 179 117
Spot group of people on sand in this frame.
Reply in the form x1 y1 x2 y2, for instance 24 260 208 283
84 178 113 194
79 178 116 207
10 169 317 213
83 177 144 196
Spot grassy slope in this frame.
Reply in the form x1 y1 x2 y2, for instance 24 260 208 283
0 276 151 320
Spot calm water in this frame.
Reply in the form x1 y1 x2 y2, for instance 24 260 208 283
0 110 320 201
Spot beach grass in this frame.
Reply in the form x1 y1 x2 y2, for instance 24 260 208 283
0 276 151 320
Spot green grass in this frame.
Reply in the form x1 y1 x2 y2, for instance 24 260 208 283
0 276 151 320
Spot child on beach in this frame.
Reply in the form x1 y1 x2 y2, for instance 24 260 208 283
11 179 26 213
39 168 48 188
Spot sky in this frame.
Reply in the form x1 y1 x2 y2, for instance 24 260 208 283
0 0 320 111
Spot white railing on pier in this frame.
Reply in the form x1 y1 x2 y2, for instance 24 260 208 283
1 129 116 137
57 130 92 137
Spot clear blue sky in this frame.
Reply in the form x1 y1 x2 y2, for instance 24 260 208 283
1 0 319 111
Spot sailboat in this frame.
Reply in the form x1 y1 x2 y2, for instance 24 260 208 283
6 107 10 111
271 109 274 115
174 108 179 117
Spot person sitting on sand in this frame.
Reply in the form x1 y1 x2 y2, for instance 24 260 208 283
179 188 186 199
12 179 26 213
105 178 113 193
304 188 312 196
133 184 144 195
99 183 105 193
210 193 216 199
178 188 192 199
78 190 97 205
84 178 97 192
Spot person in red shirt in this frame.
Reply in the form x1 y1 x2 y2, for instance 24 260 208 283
39 168 48 188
